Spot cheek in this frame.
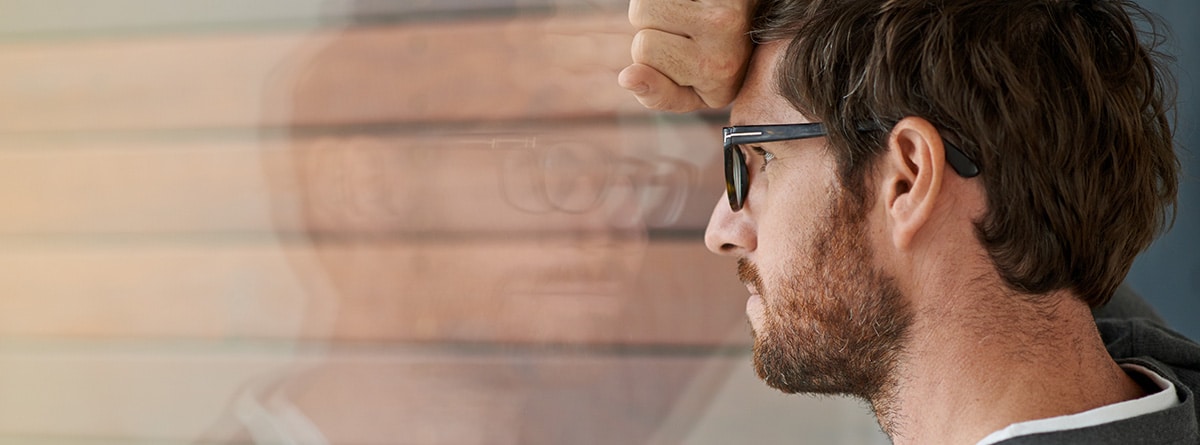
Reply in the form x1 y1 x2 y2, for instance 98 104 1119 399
754 224 796 283
754 170 841 279
754 196 818 283
762 156 839 208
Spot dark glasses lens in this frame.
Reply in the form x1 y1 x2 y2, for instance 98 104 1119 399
724 141 748 211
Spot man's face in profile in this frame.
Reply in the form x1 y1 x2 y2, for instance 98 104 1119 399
711 41 913 399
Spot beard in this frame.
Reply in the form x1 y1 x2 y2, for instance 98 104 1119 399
740 187 913 403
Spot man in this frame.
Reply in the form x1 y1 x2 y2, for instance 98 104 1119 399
620 0 1200 443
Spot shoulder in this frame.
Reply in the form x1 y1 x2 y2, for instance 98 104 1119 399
1058 318 1200 445
1098 318 1200 373
1091 283 1165 324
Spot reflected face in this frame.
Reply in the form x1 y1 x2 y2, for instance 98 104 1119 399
705 42 912 399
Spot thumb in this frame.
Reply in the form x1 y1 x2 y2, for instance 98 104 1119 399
618 63 708 112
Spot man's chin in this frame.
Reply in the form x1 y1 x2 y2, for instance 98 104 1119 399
750 329 847 396
751 333 802 394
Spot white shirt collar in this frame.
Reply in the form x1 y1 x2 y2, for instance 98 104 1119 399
975 363 1180 445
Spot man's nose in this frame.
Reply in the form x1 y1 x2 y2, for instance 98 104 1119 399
704 192 757 256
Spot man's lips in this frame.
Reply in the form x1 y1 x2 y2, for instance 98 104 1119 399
743 284 766 333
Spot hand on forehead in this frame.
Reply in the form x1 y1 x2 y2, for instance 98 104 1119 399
619 0 756 112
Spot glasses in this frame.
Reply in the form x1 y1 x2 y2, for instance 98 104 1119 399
723 122 981 211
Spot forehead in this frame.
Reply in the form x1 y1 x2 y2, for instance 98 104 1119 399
730 41 810 126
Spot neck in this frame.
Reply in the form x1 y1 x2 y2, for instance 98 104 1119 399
874 287 1145 445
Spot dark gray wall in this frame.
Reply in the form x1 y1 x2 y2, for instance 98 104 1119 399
1127 1 1200 340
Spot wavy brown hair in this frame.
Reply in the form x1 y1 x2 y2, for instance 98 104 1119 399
752 0 1179 307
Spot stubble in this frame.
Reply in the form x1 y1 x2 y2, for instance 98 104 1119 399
741 187 913 414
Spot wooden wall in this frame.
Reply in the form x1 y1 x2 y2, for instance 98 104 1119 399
0 1 883 443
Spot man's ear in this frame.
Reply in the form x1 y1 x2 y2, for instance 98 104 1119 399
880 117 946 251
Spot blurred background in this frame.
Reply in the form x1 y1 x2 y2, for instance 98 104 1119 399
0 1 1193 444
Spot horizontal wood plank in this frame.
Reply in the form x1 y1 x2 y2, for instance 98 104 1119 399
0 348 881 444
0 0 627 40
0 350 883 443
0 350 725 444
0 239 750 344
0 122 725 235
0 13 642 134
0 4 898 445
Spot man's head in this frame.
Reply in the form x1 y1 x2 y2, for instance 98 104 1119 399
751 0 1179 306
707 41 914 408
705 0 1179 407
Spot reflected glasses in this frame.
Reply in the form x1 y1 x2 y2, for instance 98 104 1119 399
723 123 981 211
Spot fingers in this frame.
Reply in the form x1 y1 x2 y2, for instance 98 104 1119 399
630 28 743 108
619 63 708 112
631 29 700 86
622 0 755 111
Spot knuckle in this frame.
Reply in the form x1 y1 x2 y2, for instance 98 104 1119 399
711 55 742 78
702 89 736 109
697 54 743 87
701 6 746 34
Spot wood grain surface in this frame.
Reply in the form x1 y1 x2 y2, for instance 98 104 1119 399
0 3 883 444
